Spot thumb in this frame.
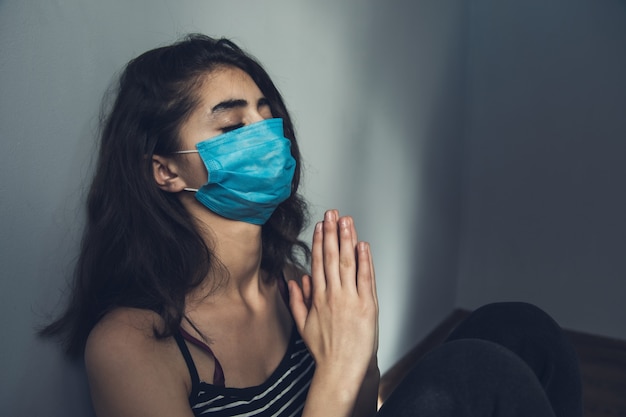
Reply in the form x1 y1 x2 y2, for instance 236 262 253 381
288 279 309 334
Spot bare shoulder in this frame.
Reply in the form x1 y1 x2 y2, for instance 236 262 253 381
85 307 194 417
85 307 164 365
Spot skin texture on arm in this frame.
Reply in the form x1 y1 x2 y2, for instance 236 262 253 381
84 308 196 417
351 364 381 417
289 210 379 417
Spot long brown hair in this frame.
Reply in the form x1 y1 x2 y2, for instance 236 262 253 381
40 34 310 358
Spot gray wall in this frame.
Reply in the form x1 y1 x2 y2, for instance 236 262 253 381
457 0 626 340
3 0 625 415
1 1 466 415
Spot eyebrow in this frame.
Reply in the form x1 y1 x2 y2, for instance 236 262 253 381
211 99 248 114
210 97 270 115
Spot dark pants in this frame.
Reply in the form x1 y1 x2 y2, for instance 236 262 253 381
377 303 582 417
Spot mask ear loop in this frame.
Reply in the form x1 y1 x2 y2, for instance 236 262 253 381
172 150 201 193
174 149 199 154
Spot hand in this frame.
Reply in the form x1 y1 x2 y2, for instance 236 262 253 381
289 209 379 380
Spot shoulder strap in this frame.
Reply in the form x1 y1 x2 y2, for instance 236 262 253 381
179 327 226 386
173 331 201 389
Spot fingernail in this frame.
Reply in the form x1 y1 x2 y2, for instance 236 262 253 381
315 222 323 232
325 210 334 221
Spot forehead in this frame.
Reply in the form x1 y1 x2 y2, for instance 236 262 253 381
195 66 263 107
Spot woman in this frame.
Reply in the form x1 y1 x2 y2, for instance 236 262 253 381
42 34 582 417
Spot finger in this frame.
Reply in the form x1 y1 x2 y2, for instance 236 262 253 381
367 243 378 309
302 274 312 309
338 216 357 290
322 209 341 289
368 243 380 353
349 215 358 249
288 280 309 334
310 221 326 293
356 241 373 296
367 245 379 311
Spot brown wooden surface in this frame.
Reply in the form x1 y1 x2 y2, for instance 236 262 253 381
567 329 626 417
378 309 626 417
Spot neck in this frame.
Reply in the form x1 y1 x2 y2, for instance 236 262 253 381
186 200 267 302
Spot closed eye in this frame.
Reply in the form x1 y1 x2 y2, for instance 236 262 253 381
258 97 270 109
221 123 245 133
258 98 272 117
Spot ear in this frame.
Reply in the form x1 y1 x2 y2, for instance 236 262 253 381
152 155 186 192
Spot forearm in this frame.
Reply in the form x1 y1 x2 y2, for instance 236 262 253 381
301 365 368 417
301 361 380 417
351 365 380 417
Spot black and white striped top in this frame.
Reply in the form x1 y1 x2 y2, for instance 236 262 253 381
174 327 315 417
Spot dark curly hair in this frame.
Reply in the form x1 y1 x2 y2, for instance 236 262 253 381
40 34 310 358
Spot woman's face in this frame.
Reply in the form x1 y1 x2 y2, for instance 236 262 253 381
176 65 274 188
178 66 273 150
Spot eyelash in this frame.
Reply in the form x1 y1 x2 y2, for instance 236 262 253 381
220 100 272 133
221 123 245 133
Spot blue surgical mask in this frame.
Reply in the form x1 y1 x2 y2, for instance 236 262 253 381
175 118 296 225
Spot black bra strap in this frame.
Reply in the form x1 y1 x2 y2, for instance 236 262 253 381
173 331 200 392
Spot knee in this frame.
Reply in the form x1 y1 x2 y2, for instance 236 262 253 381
474 302 557 325
446 302 563 343
402 339 540 399
380 339 553 417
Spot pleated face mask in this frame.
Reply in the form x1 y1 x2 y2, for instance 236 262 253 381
174 118 296 225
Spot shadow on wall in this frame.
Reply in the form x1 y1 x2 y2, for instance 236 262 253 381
346 0 470 363
456 0 626 340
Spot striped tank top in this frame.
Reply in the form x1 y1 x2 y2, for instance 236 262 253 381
174 279 315 416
